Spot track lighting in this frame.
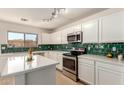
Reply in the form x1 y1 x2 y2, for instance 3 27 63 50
42 8 66 22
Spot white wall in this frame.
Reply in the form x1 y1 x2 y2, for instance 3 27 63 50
0 20 47 44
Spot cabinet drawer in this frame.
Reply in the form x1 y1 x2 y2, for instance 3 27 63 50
96 61 124 73
78 58 94 65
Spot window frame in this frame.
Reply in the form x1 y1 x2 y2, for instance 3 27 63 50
7 31 38 47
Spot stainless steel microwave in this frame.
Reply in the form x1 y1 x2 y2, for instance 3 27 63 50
67 31 82 43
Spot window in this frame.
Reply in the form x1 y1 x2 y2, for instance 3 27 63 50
25 34 37 47
8 32 24 47
8 32 38 47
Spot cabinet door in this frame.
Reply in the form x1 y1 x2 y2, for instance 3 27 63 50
83 20 99 43
101 11 124 42
48 52 53 59
96 62 124 85
49 52 58 61
66 27 74 34
41 32 50 44
78 58 95 84
44 52 49 58
56 53 63 70
55 31 61 44
96 67 124 85
49 33 54 44
51 31 61 44
73 24 82 32
61 30 68 44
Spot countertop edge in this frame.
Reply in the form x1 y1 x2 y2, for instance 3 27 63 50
1 62 58 77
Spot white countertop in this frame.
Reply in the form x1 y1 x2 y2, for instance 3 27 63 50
0 54 58 77
0 50 68 56
78 54 124 66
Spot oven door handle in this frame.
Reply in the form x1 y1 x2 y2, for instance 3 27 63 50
63 56 76 60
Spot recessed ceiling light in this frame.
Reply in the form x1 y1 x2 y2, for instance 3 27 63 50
21 18 28 21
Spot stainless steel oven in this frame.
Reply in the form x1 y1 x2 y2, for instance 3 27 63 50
63 55 78 81
62 48 86 81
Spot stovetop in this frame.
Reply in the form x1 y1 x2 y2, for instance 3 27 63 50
63 53 81 57
63 48 86 57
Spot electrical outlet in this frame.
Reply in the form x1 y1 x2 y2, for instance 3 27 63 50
112 47 116 52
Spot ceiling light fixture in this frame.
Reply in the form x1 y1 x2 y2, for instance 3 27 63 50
42 8 66 22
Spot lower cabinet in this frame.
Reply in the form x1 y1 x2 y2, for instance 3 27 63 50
50 52 58 61
96 62 124 85
78 57 124 85
44 51 64 71
56 53 63 70
78 58 95 84
44 51 49 58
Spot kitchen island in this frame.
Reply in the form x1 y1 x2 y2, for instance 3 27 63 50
0 54 58 85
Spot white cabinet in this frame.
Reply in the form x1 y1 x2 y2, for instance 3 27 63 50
50 33 54 44
41 32 50 44
61 26 74 44
0 45 1 54
78 58 95 84
82 20 99 43
44 51 49 58
61 29 68 44
96 62 124 85
66 26 74 34
48 51 58 61
100 11 124 42
78 56 124 85
44 51 64 71
73 24 82 32
50 31 62 44
56 53 63 70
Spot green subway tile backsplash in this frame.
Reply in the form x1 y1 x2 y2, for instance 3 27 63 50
1 42 124 58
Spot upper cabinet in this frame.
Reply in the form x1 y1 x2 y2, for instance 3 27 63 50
73 24 82 32
61 29 68 44
82 20 99 43
41 32 50 44
61 27 74 44
100 11 124 43
66 26 74 34
50 31 62 44
43 11 124 44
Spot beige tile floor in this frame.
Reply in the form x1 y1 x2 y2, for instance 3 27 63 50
0 77 15 85
0 70 83 85
56 70 83 85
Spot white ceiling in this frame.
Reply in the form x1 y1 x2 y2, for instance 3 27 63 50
0 8 107 30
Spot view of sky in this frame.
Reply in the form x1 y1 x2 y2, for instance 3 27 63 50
25 34 37 41
8 32 37 41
